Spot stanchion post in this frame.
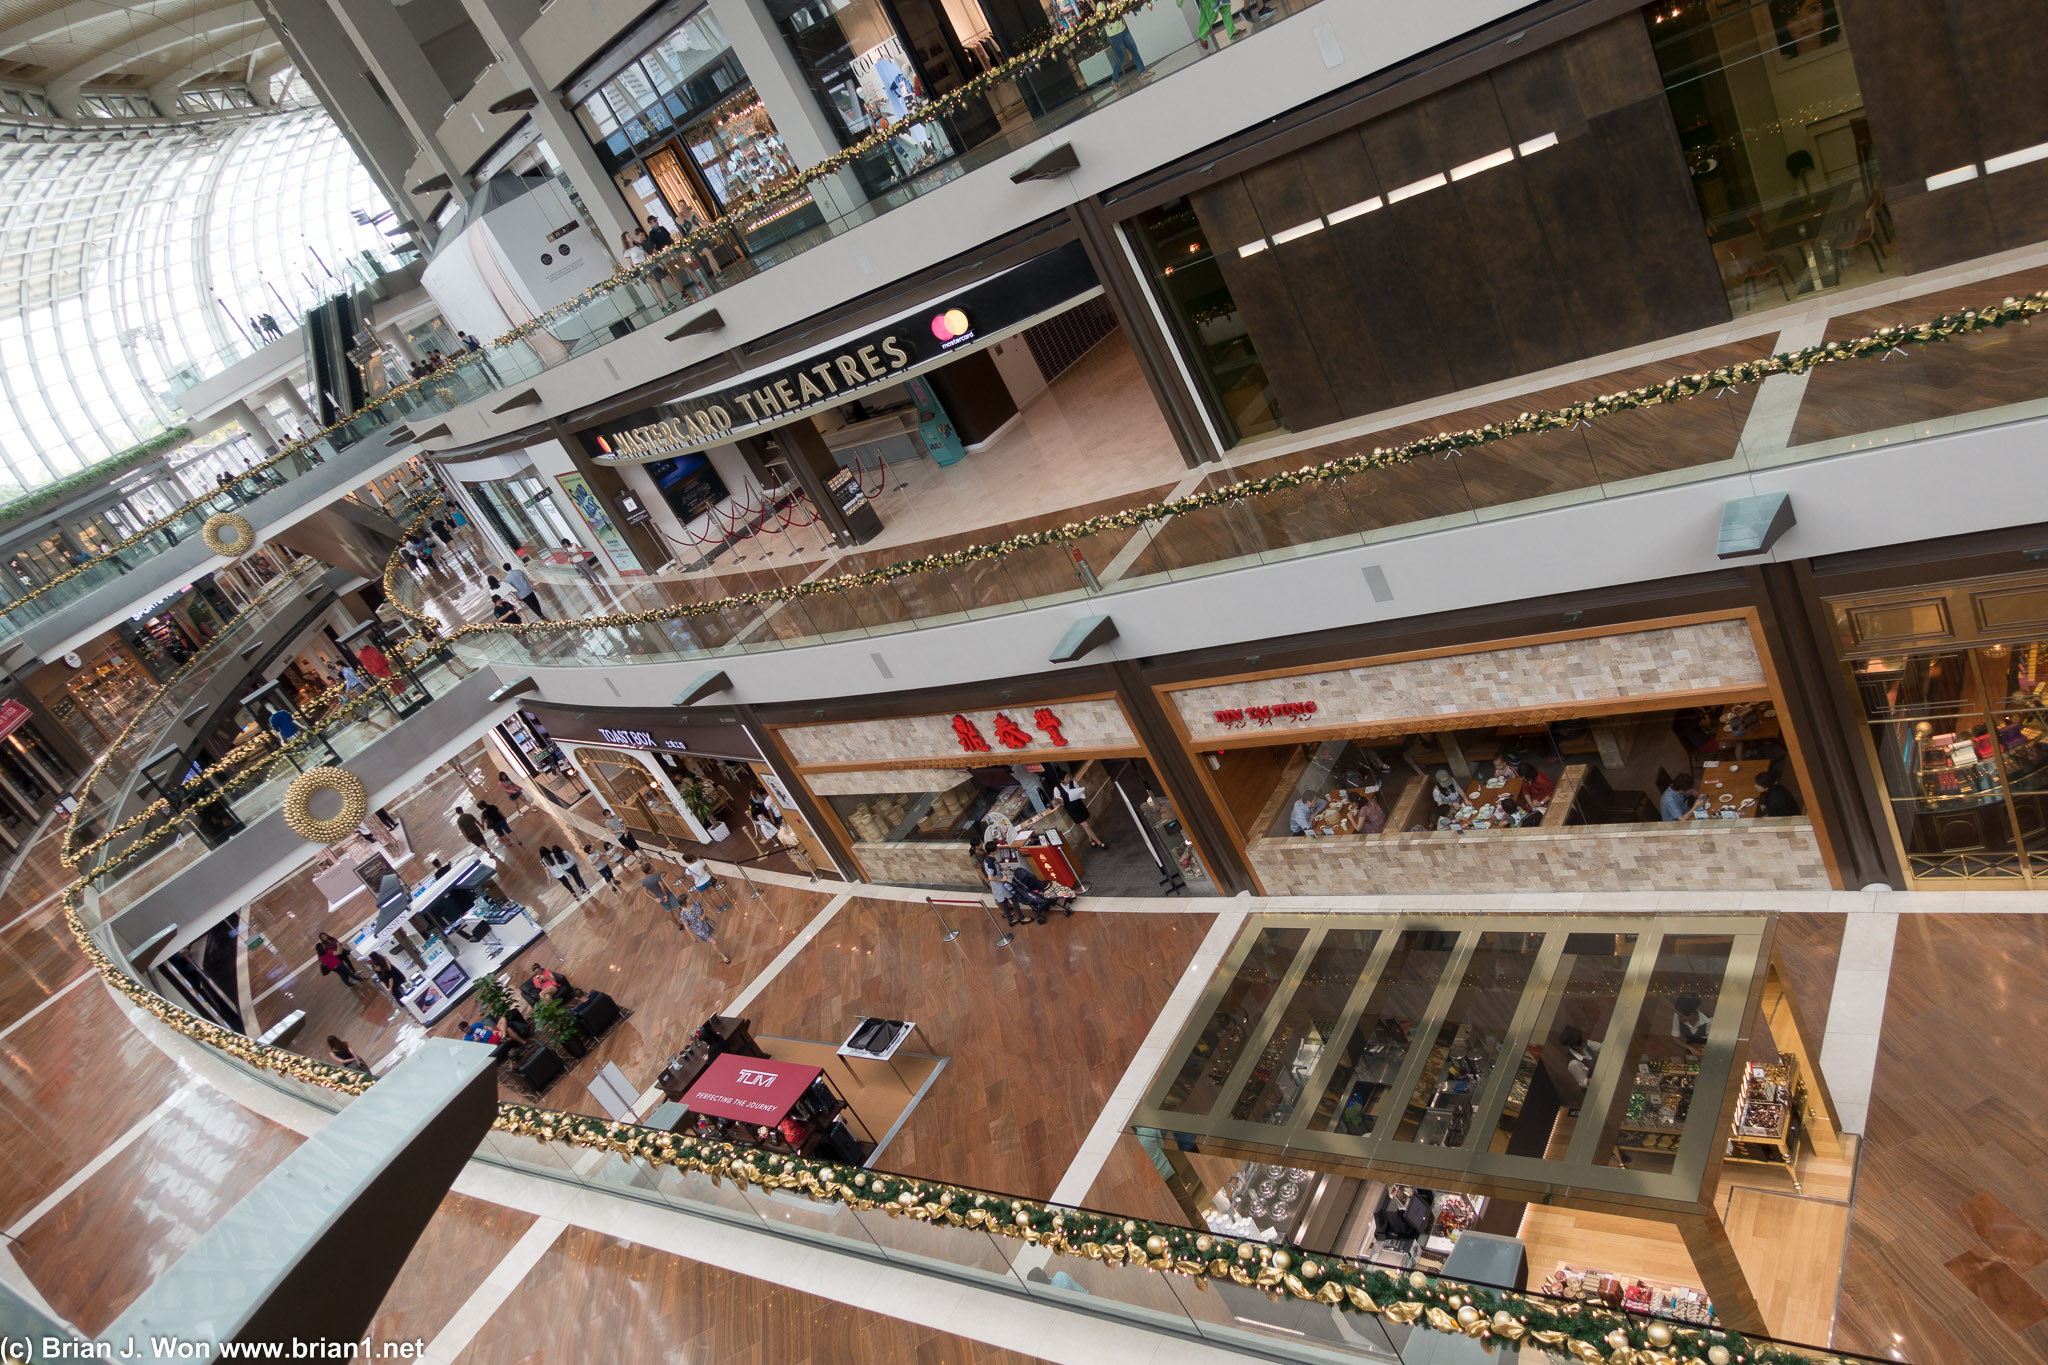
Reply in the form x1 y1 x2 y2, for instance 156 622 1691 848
978 896 1014 949
926 899 961 943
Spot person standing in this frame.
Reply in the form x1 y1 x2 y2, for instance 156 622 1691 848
1098 0 1147 80
623 228 672 308
639 864 685 927
327 1036 372 1073
606 809 641 857
498 770 535 813
563 539 603 588
586 842 618 891
367 951 408 1003
502 561 546 620
1058 775 1108 849
457 330 502 385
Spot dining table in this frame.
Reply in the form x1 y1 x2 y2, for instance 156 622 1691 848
1306 786 1384 836
1712 703 1782 759
1440 774 1528 831
1692 759 1761 820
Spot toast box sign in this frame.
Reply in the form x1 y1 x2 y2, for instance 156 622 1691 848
682 1052 822 1124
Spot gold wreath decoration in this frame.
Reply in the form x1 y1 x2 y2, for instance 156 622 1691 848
201 512 256 557
282 766 369 843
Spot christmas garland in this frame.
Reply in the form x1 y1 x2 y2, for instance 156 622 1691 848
0 427 191 529
388 292 2047 650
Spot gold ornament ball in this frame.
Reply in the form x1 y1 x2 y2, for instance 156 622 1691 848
1446 1294 1462 1309
1270 1250 1290 1272
1301 1261 1320 1278
1016 1210 1031 1226
1145 1235 1167 1256
1122 1220 1137 1236
896 1192 916 1206
1605 1330 1631 1351
1646 1322 1673 1348
1408 1271 1428 1291
1456 1306 1480 1328
1493 1311 1515 1329
281 766 370 843
1239 1243 1258 1261
1195 1235 1213 1253
1707 1349 1731 1365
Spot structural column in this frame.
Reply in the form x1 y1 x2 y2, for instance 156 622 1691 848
224 399 280 455
324 0 467 190
458 0 639 257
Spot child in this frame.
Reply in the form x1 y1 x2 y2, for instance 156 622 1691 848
586 842 616 890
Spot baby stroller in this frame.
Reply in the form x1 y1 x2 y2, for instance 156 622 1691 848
1002 865 1076 924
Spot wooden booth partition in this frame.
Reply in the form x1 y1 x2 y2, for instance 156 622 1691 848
1154 612 1841 896
767 692 1226 893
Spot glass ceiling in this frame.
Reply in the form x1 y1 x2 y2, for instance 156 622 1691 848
0 108 401 501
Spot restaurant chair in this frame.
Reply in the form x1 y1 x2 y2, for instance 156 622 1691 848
1830 195 1888 275
1713 239 1789 311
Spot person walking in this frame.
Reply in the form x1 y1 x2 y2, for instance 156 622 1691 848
457 330 502 385
479 799 520 848
542 845 588 898
502 561 545 621
563 539 603 589
489 593 524 625
638 864 684 926
645 864 731 964
316 934 363 987
623 228 672 309
1098 0 1148 81
455 807 490 857
553 844 589 896
498 770 534 813
682 853 728 912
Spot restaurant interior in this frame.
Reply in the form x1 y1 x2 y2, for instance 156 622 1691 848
1124 912 1852 1344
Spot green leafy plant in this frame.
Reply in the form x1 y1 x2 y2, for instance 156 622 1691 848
677 777 720 825
0 428 192 529
473 974 515 1025
532 994 582 1053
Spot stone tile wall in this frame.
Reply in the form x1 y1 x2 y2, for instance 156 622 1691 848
1249 817 1829 895
780 698 1134 768
1171 619 1764 744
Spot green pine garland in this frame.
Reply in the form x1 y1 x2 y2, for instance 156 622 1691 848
0 427 192 529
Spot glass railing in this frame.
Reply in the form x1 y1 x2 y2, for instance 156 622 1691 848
0 430 436 642
63 560 326 861
388 288 2048 669
0 0 1335 626
60 872 1876 1365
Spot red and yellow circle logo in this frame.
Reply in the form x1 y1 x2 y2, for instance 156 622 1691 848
931 308 971 341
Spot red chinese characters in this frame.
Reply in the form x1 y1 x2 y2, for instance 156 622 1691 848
991 712 1034 749
951 707 1070 753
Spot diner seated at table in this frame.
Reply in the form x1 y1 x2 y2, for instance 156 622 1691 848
1518 761 1554 807
1659 772 1698 822
1430 770 1463 809
1754 769 1800 817
1290 792 1329 836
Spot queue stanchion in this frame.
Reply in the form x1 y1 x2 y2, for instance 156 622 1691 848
923 896 964 944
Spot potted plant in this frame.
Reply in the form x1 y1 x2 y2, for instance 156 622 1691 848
678 777 728 841
532 994 586 1059
474 975 515 1029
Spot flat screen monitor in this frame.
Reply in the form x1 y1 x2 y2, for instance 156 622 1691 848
432 960 468 997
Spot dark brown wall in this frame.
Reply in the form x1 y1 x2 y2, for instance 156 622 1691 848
1184 16 1727 433
1843 0 2048 271
925 347 1019 447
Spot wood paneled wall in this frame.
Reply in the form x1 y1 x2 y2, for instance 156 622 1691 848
1185 17 1727 434
1842 0 2048 271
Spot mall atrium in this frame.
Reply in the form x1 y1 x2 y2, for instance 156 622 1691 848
0 0 2044 1360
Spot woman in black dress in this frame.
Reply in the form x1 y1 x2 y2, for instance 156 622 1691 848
1058 776 1107 849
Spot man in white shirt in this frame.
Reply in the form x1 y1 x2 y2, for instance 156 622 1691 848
1289 794 1326 836
501 561 546 620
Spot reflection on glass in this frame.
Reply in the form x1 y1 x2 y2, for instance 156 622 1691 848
1312 929 1458 1136
1648 0 1885 316
1599 935 1733 1171
1491 933 1638 1155
1128 198 1284 448
1229 929 1379 1124
1267 740 1404 839
1160 927 1307 1114
1397 932 1544 1147
826 768 1009 844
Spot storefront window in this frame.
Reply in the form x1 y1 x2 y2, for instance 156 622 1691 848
1312 929 1458 1137
766 0 966 199
825 771 1006 844
1268 740 1407 838
1227 928 1380 1125
1159 926 1308 1115
1647 0 1886 315
1853 642 2048 882
1128 198 1284 447
576 9 821 255
1597 933 1733 1172
1396 931 1545 1147
471 475 580 557
1490 933 1639 1154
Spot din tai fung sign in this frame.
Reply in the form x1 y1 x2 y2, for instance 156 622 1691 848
1213 701 1318 730
577 240 1097 461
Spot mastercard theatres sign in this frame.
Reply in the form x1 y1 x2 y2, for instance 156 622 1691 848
583 239 1095 461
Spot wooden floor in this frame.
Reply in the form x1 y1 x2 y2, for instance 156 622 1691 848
1831 913 2048 1365
366 1193 537 1346
452 1223 1049 1365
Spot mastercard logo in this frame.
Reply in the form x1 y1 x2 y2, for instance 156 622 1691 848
931 308 971 341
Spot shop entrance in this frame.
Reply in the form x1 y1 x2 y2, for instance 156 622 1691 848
1053 756 1215 896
